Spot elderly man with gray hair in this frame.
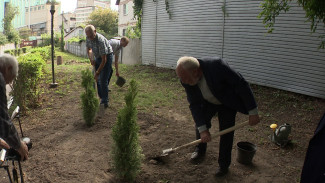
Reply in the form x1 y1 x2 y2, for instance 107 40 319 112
85 25 113 108
176 56 260 177
0 54 29 161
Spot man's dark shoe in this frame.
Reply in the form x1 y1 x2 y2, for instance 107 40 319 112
215 167 228 177
190 150 206 164
104 103 108 108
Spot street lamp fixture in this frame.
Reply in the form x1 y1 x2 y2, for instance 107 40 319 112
50 3 58 88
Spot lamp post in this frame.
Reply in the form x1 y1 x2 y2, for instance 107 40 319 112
50 3 58 88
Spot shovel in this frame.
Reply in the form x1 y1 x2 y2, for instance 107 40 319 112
92 65 99 98
161 121 250 157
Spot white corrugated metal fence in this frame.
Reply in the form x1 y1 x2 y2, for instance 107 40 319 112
142 0 325 99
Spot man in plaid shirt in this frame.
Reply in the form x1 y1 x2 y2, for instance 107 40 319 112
85 25 113 108
0 54 28 161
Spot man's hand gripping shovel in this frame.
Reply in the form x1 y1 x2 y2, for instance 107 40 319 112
92 63 104 117
161 121 250 157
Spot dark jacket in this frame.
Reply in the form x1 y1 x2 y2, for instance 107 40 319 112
300 112 325 183
0 72 20 150
182 57 257 127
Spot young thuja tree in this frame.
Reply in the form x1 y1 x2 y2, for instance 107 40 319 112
81 68 99 127
111 80 143 182
60 19 65 52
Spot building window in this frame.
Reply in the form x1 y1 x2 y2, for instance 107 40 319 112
38 6 41 10
26 8 28 12
123 4 128 16
30 7 33 11
122 29 126 36
42 5 44 9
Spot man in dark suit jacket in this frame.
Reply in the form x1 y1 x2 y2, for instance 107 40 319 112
176 56 260 177
300 112 325 183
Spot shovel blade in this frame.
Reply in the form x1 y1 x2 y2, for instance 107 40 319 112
162 148 174 156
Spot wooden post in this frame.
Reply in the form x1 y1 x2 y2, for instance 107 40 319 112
57 56 63 65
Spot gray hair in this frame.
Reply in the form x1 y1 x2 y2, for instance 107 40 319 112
0 54 19 78
176 56 199 70
85 25 96 33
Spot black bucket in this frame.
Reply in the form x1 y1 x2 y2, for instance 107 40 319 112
236 141 256 165
116 76 126 87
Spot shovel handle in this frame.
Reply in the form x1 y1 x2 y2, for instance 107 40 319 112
174 121 250 151
93 65 99 98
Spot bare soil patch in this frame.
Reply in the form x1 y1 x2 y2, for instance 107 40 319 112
4 62 325 183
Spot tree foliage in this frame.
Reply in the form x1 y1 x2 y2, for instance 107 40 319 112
0 33 8 45
125 26 141 38
39 32 61 47
19 27 32 40
258 0 325 48
61 20 65 52
133 0 143 32
86 7 118 39
2 3 20 46
46 0 59 5
111 80 143 182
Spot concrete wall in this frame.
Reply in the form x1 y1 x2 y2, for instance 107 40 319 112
65 41 88 58
118 0 137 36
65 38 141 65
0 43 16 54
121 38 141 65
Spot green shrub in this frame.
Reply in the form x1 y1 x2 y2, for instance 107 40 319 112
12 53 46 112
111 80 143 182
24 46 32 52
31 46 51 61
80 68 99 127
22 47 27 53
61 20 65 52
67 36 86 43
125 26 141 38
4 49 15 55
0 33 8 45
39 32 62 47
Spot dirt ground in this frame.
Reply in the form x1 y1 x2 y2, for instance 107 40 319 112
3 62 325 183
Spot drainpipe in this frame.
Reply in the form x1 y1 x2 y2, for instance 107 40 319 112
221 0 226 58
154 0 157 66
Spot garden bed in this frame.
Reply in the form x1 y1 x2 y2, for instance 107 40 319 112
7 57 325 183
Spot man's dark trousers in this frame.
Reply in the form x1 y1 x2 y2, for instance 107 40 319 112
95 53 113 105
195 102 237 169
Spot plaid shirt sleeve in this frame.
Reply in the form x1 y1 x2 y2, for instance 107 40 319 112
0 73 21 150
86 39 91 49
97 34 111 56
